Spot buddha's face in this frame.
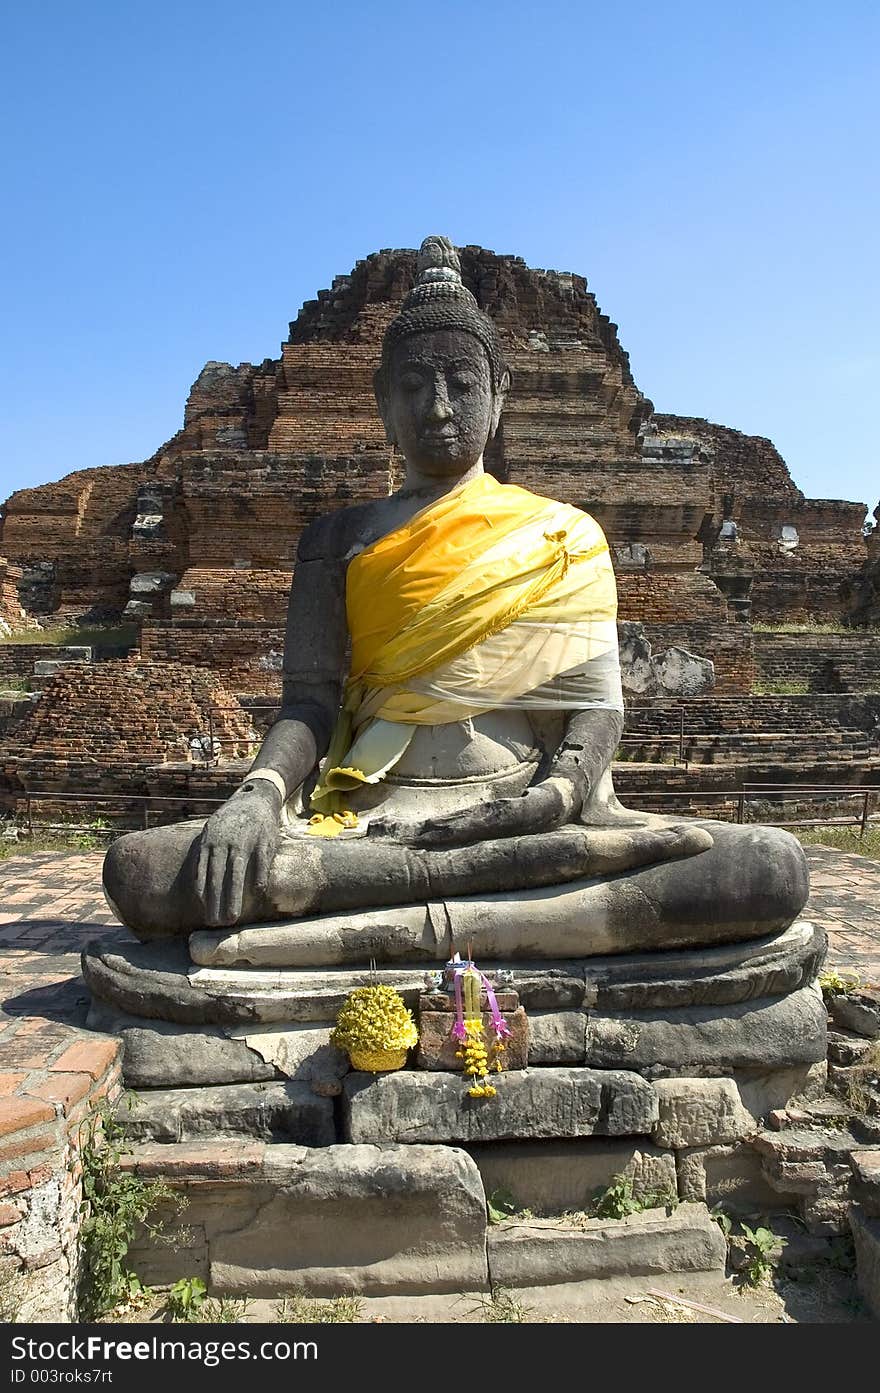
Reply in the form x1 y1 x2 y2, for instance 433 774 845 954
380 329 508 478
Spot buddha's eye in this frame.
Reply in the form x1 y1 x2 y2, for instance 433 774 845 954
451 374 477 391
399 372 425 391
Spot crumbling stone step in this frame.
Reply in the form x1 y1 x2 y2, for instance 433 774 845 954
123 1140 489 1296
117 1080 335 1146
487 1203 727 1286
850 1151 880 1217
850 1205 880 1319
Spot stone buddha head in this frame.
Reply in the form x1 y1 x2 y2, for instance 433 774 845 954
374 236 511 480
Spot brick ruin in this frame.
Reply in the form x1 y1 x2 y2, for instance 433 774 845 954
0 243 878 820
1 661 255 824
0 558 35 637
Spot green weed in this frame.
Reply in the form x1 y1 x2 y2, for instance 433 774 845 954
275 1294 362 1323
469 1288 532 1323
487 1187 533 1224
591 1173 678 1220
78 1106 182 1320
166 1277 208 1323
738 1223 782 1287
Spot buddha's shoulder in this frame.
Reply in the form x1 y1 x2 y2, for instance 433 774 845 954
296 500 389 564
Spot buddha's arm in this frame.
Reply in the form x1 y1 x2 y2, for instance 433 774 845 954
195 544 347 925
246 555 347 796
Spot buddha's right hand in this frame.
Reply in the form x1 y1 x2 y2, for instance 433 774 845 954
194 782 282 927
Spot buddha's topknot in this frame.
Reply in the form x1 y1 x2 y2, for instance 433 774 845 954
378 236 508 388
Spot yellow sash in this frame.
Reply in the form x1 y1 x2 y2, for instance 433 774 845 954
309 473 618 816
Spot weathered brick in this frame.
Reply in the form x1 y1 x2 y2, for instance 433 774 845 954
0 1128 58 1164
26 1074 91 1115
0 1096 54 1138
50 1039 119 1082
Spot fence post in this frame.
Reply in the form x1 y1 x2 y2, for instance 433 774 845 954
737 791 745 825
679 708 685 764
861 790 870 839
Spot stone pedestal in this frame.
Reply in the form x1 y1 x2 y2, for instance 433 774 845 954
79 918 844 1297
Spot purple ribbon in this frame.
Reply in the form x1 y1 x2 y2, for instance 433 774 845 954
447 956 512 1043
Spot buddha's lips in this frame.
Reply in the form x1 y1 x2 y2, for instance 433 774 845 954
420 429 459 445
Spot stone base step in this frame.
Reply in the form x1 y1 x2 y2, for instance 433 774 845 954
83 923 828 1090
120 1139 725 1296
487 1205 726 1286
118 1080 335 1146
124 1141 488 1296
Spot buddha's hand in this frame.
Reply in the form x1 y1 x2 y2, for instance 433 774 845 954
370 772 583 849
194 781 282 926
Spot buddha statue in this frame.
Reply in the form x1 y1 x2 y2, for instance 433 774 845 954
103 237 809 966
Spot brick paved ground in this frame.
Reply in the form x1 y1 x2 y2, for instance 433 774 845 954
1 843 879 1046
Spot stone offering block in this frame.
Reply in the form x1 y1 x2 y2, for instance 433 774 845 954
416 990 528 1071
342 1067 658 1144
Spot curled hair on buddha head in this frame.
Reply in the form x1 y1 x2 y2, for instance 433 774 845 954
377 236 509 392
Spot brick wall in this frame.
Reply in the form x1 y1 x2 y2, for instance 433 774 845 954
0 1030 121 1322
139 622 285 695
0 661 256 811
617 572 728 624
755 633 880 692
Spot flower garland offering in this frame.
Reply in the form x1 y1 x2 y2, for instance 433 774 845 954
306 809 359 838
448 957 511 1099
330 984 418 1072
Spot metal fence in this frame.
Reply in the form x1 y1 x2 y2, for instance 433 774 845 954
5 782 878 839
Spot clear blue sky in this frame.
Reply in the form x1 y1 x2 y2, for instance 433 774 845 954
1 1 877 514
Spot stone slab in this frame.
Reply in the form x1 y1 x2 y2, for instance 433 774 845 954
584 986 827 1074
342 1067 658 1144
86 1001 277 1087
527 1011 587 1064
466 1139 677 1215
653 1078 756 1149
828 992 880 1040
582 921 824 1011
210 1144 487 1296
850 1204 880 1319
118 1081 335 1146
487 1203 727 1286
83 924 823 1032
125 1141 488 1295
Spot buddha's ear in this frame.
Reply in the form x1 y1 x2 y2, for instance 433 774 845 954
373 368 396 446
489 368 511 439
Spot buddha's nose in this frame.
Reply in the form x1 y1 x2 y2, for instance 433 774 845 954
426 377 454 421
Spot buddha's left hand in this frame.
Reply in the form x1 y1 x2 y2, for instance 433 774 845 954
370 772 584 848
